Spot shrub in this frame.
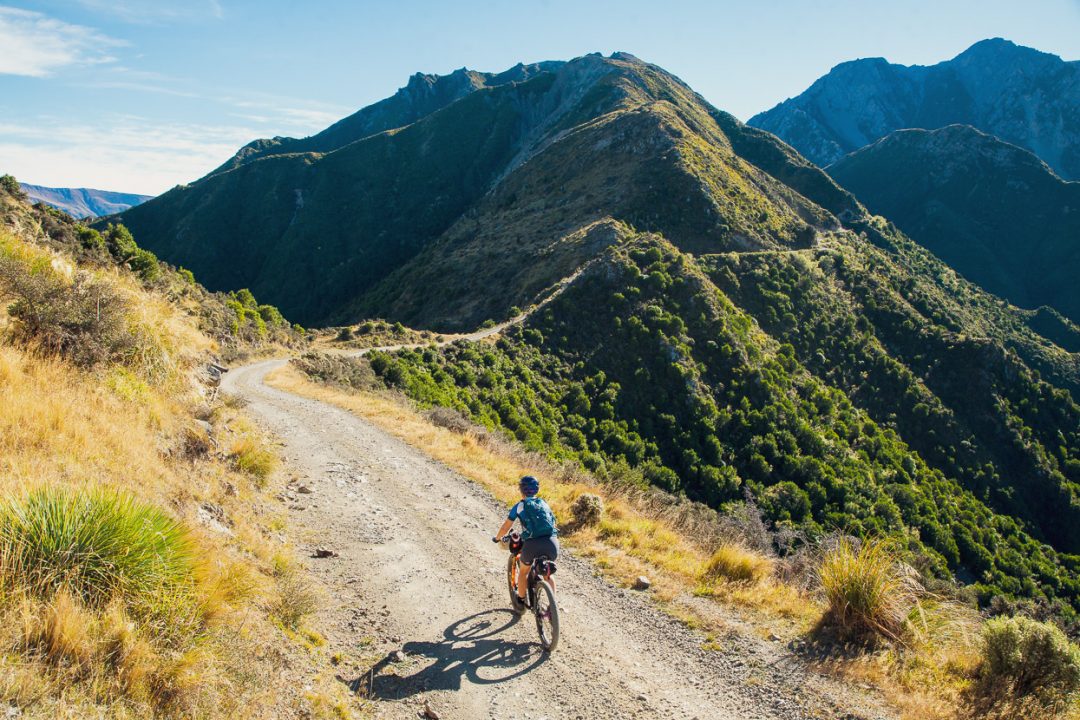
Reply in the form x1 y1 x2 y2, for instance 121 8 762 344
425 406 473 434
292 352 377 391
978 615 1080 711
335 326 354 341
0 245 139 369
104 224 137 261
1 174 26 197
703 543 774 584
570 493 604 527
817 536 921 643
0 487 196 618
128 247 161 283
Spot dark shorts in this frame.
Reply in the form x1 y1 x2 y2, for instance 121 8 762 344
520 535 559 565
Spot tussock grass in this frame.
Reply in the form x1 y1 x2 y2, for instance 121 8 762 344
702 543 774 584
0 487 195 615
230 435 277 484
271 556 319 630
818 537 921 644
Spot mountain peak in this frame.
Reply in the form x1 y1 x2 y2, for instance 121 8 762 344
749 39 1080 178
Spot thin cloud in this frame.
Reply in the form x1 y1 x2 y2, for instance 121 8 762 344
0 6 124 77
0 115 262 195
72 0 225 24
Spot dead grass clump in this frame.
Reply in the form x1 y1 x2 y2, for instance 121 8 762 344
230 436 277 485
702 544 774 584
271 558 319 631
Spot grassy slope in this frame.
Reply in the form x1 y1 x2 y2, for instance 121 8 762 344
0 188 356 718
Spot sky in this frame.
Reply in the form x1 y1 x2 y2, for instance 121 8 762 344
1 0 1078 195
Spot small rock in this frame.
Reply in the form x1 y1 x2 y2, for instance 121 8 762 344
768 632 781 642
296 485 313 494
420 700 440 719
389 650 406 663
194 419 213 435
633 576 651 590
312 548 338 558
636 693 648 702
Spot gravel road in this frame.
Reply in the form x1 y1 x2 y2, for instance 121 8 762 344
223 359 894 720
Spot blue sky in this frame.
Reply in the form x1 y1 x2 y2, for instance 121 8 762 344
2 0 1078 195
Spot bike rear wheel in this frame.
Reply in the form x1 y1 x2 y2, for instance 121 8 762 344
532 579 559 652
507 555 525 615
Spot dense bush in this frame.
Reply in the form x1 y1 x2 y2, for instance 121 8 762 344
425 406 473 434
980 615 1080 709
0 241 140 369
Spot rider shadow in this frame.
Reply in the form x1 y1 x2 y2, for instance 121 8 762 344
347 608 549 700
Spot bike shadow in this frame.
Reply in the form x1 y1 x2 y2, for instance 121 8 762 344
348 608 550 700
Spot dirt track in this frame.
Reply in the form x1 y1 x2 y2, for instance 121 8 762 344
223 359 893 720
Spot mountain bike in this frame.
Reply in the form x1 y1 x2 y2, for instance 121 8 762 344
501 533 559 652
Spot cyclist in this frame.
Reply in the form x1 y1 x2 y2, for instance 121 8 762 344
493 475 559 605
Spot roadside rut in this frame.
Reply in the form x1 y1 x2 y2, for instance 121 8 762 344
223 359 892 720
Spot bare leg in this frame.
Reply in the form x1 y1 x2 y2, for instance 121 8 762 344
517 561 530 599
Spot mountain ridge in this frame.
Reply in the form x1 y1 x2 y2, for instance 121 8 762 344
748 38 1080 179
112 52 860 328
827 124 1080 324
21 183 152 218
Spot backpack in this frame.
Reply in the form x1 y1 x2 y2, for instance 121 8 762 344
518 497 556 539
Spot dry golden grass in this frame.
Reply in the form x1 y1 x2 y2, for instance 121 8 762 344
703 543 774 584
0 226 358 718
818 537 922 643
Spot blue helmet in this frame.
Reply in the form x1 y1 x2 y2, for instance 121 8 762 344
519 475 540 496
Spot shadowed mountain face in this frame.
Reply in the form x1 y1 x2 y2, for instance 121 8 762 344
749 39 1080 180
21 184 152 218
110 52 860 328
828 125 1080 325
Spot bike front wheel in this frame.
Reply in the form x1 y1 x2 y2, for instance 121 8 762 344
532 579 559 652
507 555 525 615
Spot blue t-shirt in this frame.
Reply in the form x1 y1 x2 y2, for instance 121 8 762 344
508 497 558 539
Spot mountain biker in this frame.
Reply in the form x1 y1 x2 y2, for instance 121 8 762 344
493 475 559 605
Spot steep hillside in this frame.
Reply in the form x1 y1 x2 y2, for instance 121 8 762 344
370 218 1080 619
749 39 1080 179
0 179 357 718
828 125 1080 324
111 52 860 327
21 182 152 218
